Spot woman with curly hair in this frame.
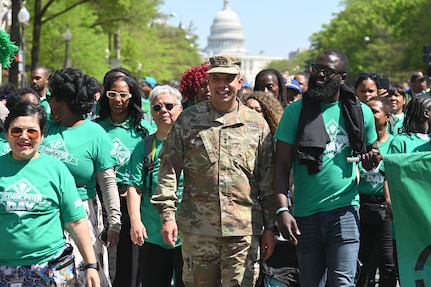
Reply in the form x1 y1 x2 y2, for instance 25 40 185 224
239 91 284 136
179 62 210 108
254 68 288 108
39 67 121 286
240 91 299 285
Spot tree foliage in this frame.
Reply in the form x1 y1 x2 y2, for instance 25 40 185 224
268 0 431 86
24 0 202 83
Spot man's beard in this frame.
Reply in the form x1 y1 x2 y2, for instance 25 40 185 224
31 84 43 92
307 75 341 101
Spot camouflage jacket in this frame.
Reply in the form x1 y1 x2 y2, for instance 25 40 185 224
151 100 276 236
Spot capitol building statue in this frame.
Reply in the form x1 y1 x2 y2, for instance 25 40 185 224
202 0 287 85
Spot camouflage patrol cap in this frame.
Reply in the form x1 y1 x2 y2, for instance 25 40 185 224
207 54 241 74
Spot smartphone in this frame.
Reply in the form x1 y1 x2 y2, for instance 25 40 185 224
98 229 109 247
379 78 390 90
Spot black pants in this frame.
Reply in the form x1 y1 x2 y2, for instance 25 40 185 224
113 196 140 287
357 198 396 287
139 242 185 287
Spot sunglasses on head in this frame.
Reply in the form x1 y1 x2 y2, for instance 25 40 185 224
311 64 344 78
106 91 132 100
10 127 40 140
151 103 177 112
358 73 378 80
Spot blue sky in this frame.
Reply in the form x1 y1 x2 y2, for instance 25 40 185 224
160 0 344 57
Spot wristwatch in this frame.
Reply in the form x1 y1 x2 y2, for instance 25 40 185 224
84 263 99 271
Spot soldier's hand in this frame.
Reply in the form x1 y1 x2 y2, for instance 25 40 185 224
276 211 300 245
161 220 178 247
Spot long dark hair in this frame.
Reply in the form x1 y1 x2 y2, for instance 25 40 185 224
99 75 147 135
254 68 288 108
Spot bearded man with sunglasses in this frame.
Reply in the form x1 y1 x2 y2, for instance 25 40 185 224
274 49 381 287
151 54 276 287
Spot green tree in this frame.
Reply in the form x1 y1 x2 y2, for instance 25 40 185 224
24 0 202 83
310 0 431 84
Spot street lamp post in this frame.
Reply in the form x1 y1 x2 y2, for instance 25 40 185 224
137 62 142 79
105 48 110 66
18 3 30 87
63 28 72 68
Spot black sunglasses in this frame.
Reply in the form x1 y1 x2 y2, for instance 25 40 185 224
151 103 177 112
311 64 344 78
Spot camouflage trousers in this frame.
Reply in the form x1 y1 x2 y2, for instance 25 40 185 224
180 232 260 287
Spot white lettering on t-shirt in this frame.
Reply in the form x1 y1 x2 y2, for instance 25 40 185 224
39 139 79 165
360 167 384 189
0 178 47 215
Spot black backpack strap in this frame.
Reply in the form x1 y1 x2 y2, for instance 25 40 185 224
143 134 156 196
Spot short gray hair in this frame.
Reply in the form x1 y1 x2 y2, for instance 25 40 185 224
149 85 182 104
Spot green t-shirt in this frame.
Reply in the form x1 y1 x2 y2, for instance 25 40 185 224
274 99 377 217
358 134 393 196
387 113 404 135
0 153 86 266
380 133 431 174
96 117 150 182
388 133 431 154
39 96 51 119
141 98 157 133
123 135 183 249
0 131 10 155
39 120 119 200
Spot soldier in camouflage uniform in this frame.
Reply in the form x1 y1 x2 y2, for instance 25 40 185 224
151 54 276 287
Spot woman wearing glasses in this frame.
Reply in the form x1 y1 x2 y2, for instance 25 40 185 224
96 69 151 287
0 102 100 287
39 68 120 287
124 85 185 287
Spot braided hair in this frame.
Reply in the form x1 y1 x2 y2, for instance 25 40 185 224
402 95 431 134
49 68 100 115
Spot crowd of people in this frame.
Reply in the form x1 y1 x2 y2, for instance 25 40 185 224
0 30 428 287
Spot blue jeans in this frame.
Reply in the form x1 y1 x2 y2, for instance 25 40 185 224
296 206 360 287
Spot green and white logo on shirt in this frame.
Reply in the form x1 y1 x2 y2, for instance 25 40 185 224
326 119 349 158
0 178 47 215
112 136 131 167
39 139 79 165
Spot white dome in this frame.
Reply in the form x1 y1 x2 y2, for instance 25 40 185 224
205 0 248 55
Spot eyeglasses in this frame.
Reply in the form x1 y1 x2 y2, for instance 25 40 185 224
106 91 132 100
358 73 378 80
311 64 344 78
151 103 178 112
10 127 40 140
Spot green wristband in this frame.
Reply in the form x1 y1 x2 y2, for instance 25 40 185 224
275 207 289 215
